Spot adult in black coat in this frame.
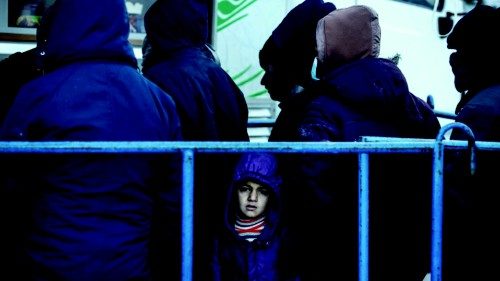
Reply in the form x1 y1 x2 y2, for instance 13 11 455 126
141 1 249 280
443 5 500 281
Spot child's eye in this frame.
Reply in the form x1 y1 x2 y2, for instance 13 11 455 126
238 185 250 192
258 188 270 196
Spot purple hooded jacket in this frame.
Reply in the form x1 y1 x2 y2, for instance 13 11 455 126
211 153 300 281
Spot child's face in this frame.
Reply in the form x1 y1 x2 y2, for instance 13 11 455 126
237 181 270 218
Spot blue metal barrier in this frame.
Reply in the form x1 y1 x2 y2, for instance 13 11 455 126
430 122 476 281
1 122 500 281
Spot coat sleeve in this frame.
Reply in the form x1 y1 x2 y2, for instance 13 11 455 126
293 95 342 141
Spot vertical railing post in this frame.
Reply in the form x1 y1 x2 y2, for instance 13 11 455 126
359 153 370 281
431 130 445 281
182 149 195 281
431 122 475 281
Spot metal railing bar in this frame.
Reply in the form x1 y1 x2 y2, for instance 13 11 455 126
2 125 500 281
358 153 370 281
431 123 476 281
181 150 195 281
434 110 457 120
2 140 499 154
0 140 437 154
247 118 275 128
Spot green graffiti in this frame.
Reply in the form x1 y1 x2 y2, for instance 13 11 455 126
216 0 268 98
232 65 253 81
230 64 267 98
217 0 259 31
238 69 263 87
247 89 268 98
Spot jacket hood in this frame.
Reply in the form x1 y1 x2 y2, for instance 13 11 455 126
36 0 136 70
316 5 380 69
322 58 410 115
447 4 500 94
144 0 208 54
259 0 336 87
224 153 282 240
447 5 499 54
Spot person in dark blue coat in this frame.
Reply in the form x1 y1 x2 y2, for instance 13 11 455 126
0 0 182 280
141 1 250 279
443 5 500 281
142 0 248 141
310 8 440 280
211 153 299 281
260 3 440 281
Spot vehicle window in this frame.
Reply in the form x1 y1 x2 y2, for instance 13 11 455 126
6 0 155 33
7 0 55 28
391 0 436 9
125 0 155 34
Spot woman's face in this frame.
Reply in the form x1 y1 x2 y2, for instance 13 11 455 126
237 181 270 218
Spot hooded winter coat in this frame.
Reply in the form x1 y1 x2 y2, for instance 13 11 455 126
211 153 299 281
259 0 336 102
141 0 248 141
443 5 500 281
141 1 249 280
0 0 182 280
269 6 440 281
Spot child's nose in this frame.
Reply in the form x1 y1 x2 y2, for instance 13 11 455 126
248 189 258 201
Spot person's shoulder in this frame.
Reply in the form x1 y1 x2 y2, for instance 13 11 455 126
467 85 500 106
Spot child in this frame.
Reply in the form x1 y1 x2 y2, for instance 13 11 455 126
211 153 300 281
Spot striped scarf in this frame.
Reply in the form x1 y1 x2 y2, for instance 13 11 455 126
235 216 266 242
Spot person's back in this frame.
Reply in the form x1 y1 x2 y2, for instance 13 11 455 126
0 0 182 280
308 6 439 281
261 4 440 280
443 5 500 280
141 1 249 280
141 0 248 141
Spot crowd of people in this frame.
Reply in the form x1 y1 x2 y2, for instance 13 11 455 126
0 0 498 280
